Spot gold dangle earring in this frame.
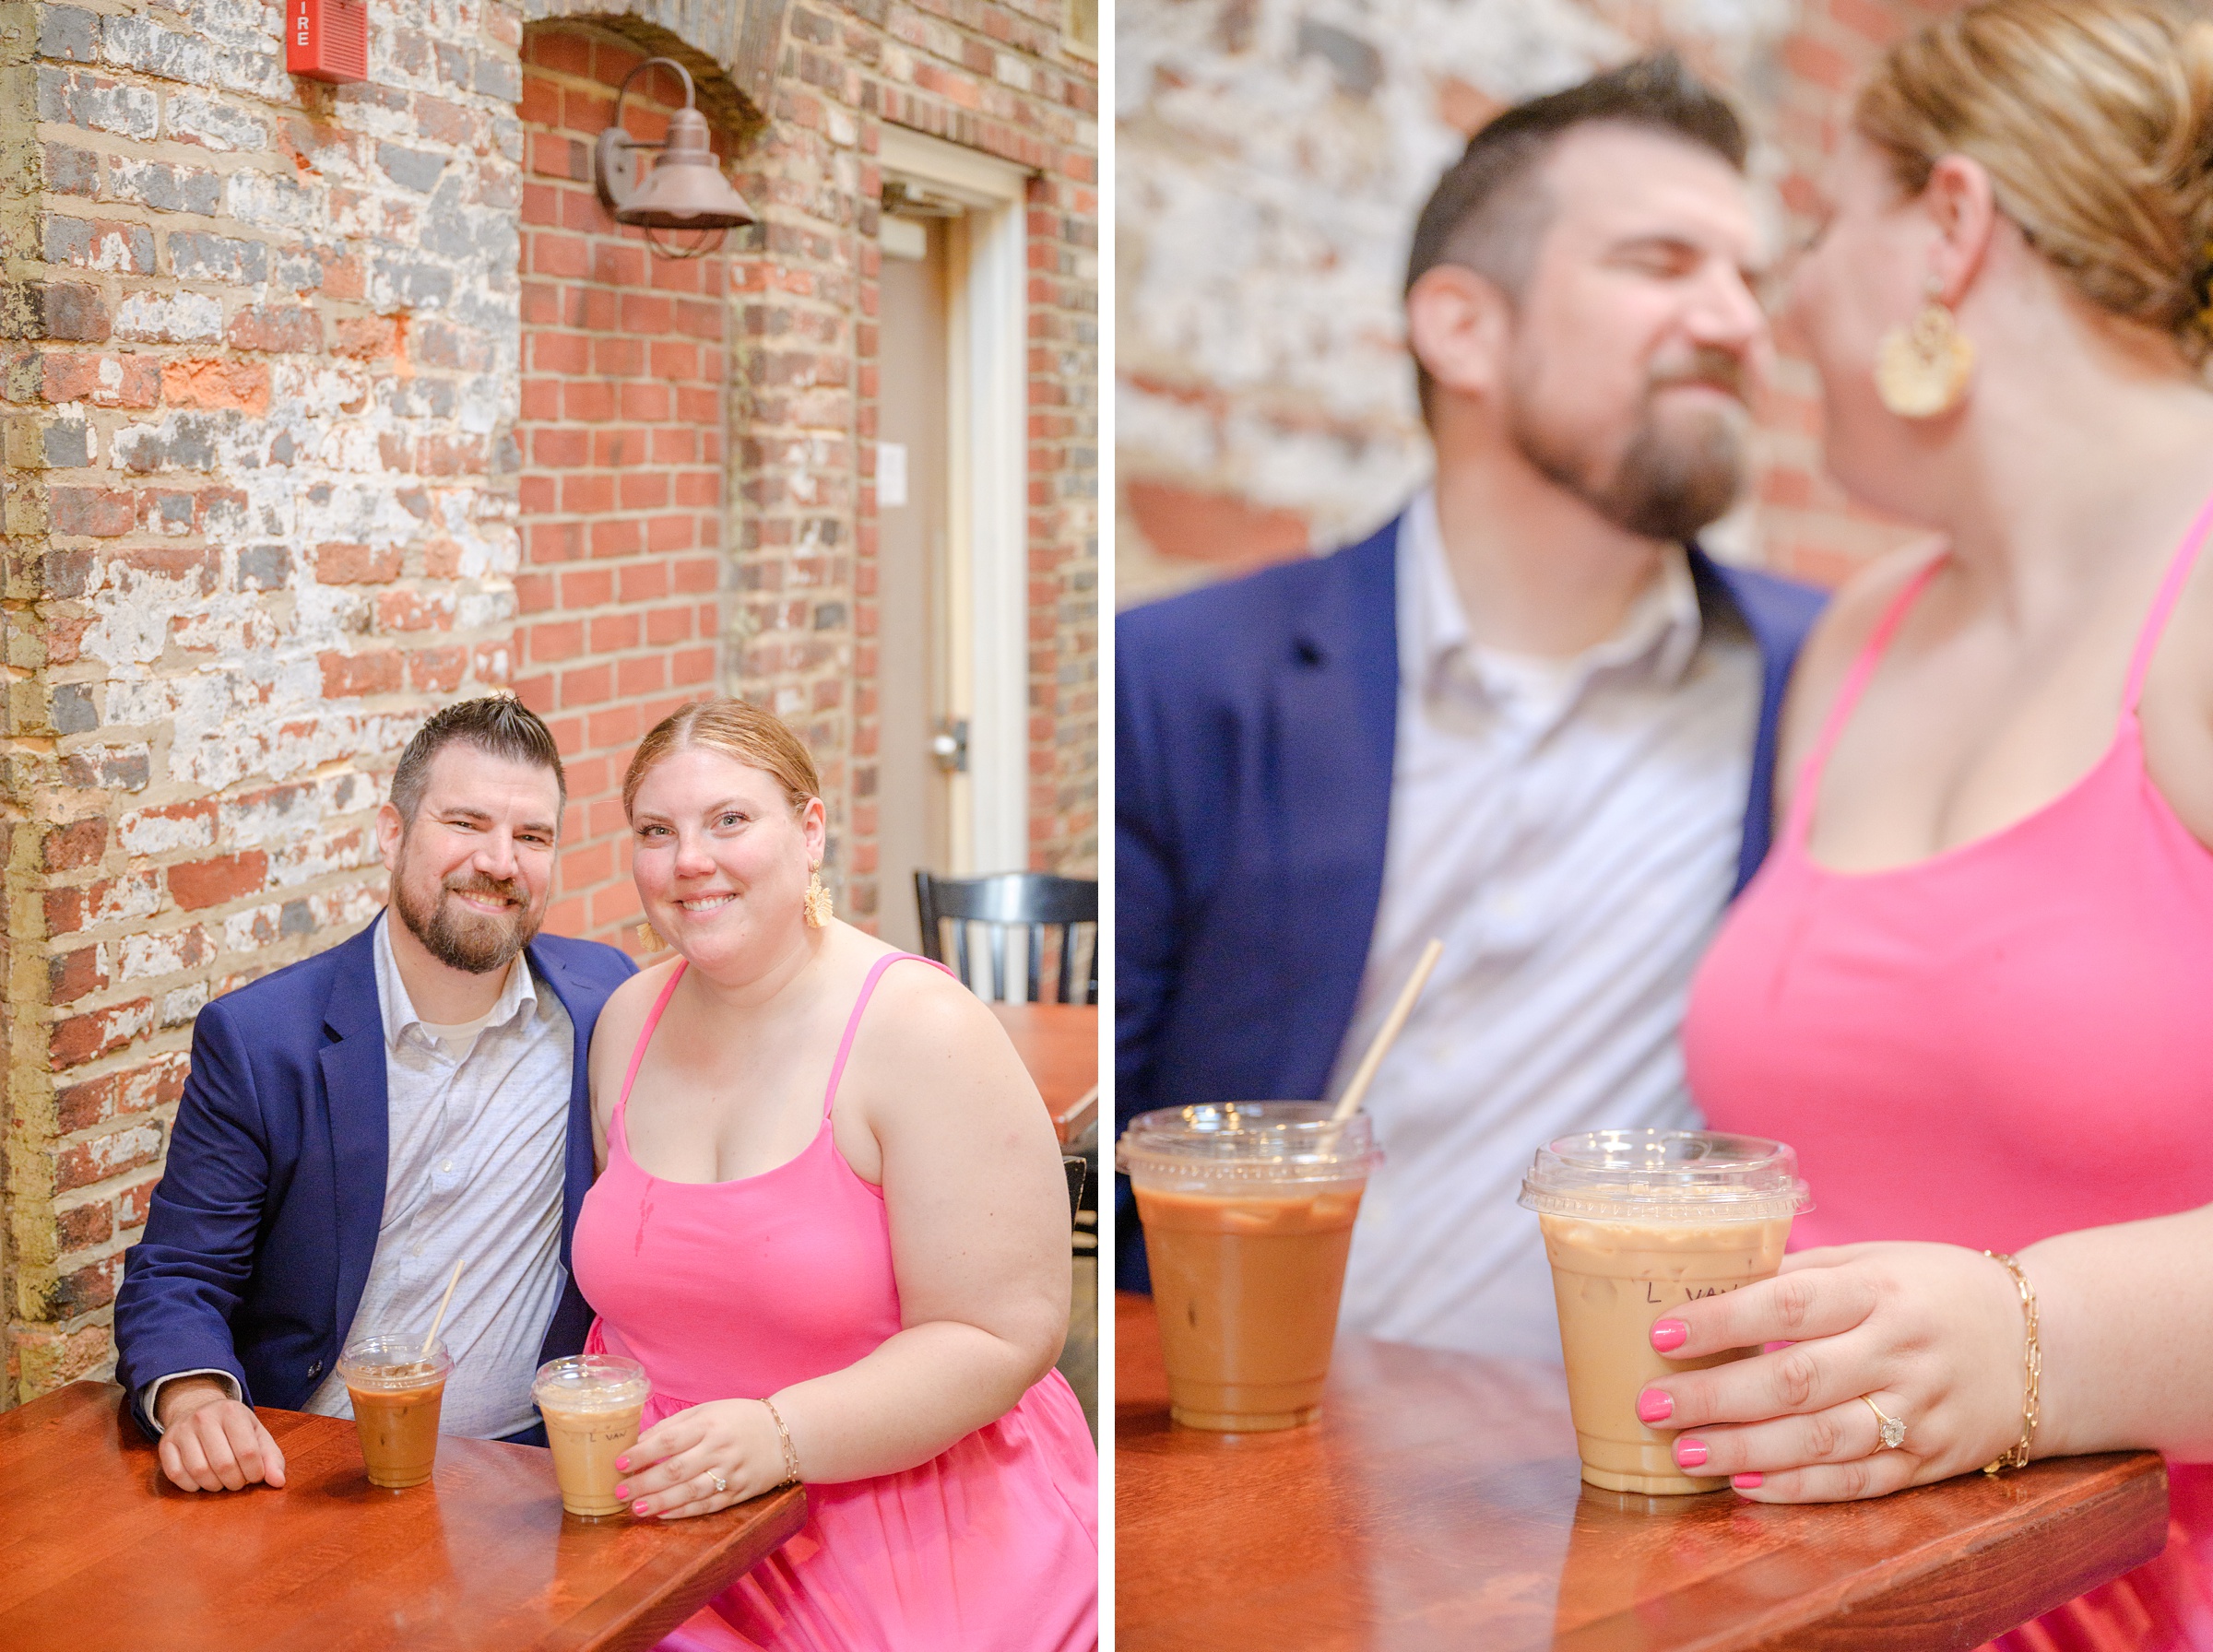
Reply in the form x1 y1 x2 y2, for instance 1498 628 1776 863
634 921 665 953
802 866 833 928
1875 276 1975 419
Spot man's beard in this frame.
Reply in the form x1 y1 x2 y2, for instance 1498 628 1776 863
392 852 539 974
1507 348 1748 543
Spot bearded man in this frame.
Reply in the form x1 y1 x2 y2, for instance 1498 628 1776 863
115 697 635 1491
1116 56 1825 1357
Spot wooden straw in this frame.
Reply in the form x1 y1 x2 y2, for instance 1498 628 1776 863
422 1257 467 1361
1329 938 1444 1126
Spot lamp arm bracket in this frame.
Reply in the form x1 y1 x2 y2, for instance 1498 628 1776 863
594 56 697 214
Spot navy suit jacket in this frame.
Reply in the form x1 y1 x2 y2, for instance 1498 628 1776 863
1115 513 1825 1291
113 914 636 1436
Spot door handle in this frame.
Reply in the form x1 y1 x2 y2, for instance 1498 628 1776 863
929 718 969 773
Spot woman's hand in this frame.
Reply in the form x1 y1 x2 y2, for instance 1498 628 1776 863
614 1398 792 1519
1639 1242 2031 1502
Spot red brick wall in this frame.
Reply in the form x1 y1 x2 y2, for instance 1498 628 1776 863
515 27 731 947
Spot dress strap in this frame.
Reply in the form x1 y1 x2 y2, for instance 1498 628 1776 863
1783 552 1947 846
823 952 955 1120
2121 488 2213 714
617 961 690 1122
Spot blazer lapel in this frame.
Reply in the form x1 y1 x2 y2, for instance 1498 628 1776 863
527 940 597 1277
318 917 390 1348
1266 516 1402 1097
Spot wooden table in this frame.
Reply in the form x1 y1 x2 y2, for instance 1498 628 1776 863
988 1001 1097 1142
1117 1293 2169 1651
0 1381 806 1651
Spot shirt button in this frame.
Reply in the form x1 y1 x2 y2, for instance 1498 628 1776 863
441 1161 453 1173
308 1359 325 1379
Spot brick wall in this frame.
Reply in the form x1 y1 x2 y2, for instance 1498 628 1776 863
1116 0 1961 609
515 28 731 945
737 0 1099 926
0 0 1095 1409
1 0 529 1406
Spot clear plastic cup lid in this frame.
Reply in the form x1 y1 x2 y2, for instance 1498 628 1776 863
337 1332 452 1387
1517 1128 1811 1223
1117 1102 1381 1184
532 1353 650 1410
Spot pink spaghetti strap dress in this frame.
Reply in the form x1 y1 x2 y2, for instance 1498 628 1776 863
571 952 1099 1652
1685 494 2213 1651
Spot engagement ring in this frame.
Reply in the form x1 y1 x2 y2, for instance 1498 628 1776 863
1861 1395 1907 1451
710 1469 728 1494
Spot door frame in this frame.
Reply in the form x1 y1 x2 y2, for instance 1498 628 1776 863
879 125 1032 877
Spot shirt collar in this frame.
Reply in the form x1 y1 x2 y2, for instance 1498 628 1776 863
373 911 537 1052
1397 487 1705 713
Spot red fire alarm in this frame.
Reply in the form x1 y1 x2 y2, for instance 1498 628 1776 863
287 0 368 83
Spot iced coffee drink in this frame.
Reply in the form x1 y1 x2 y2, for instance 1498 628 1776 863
1119 1103 1380 1432
338 1334 454 1490
533 1354 652 1517
1520 1130 1809 1495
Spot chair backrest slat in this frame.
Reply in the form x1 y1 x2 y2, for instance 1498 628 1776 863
912 871 1099 1004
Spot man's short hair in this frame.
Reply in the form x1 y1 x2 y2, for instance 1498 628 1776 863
388 696 567 825
1403 53 1749 414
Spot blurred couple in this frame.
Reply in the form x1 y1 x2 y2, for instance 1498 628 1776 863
114 693 1098 1652
1121 1 2213 1645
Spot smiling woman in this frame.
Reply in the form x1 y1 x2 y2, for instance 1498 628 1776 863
567 696 1098 1652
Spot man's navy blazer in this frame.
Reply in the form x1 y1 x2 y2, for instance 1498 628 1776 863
1115 513 1826 1291
113 914 637 1436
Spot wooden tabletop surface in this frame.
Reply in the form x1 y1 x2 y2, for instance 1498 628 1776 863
988 1000 1097 1141
0 1381 806 1652
1116 1293 2169 1651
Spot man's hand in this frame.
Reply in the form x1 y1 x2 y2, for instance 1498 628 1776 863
154 1376 287 1493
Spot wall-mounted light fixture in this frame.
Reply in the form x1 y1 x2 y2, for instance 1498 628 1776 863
593 58 756 261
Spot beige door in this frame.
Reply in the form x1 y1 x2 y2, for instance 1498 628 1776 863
874 216 953 953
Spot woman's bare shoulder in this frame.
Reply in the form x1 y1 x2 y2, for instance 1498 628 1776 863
845 950 1034 1114
588 956 685 1085
1778 538 1949 765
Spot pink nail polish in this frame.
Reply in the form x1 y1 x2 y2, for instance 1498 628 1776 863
1651 1318 1689 1351
634 1502 652 1516
615 1457 630 1470
1733 1472 1763 1490
1675 1440 1709 1469
1636 1389 1673 1424
614 1485 629 1500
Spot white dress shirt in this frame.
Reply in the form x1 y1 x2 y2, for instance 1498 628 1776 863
290 918 575 1437
1329 490 1760 1362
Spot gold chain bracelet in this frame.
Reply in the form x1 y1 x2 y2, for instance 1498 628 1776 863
760 1395 803 1487
1982 1250 2041 1473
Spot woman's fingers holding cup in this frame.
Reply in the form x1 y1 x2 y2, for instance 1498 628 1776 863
1728 1447 1922 1504
1672 1397 1892 1477
1644 1334 1877 1433
1650 1265 1876 1362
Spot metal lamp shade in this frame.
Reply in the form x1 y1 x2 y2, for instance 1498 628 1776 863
598 106 756 230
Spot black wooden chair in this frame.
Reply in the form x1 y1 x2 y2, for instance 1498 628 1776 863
914 872 1098 1005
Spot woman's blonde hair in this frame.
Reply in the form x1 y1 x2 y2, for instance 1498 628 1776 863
622 696 822 819
1855 0 2213 364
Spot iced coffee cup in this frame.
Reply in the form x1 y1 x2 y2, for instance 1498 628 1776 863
1519 1129 1809 1494
533 1354 652 1518
338 1334 454 1490
1118 1103 1381 1432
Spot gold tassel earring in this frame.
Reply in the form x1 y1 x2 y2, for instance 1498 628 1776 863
802 867 833 928
635 921 665 952
1876 278 1975 419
